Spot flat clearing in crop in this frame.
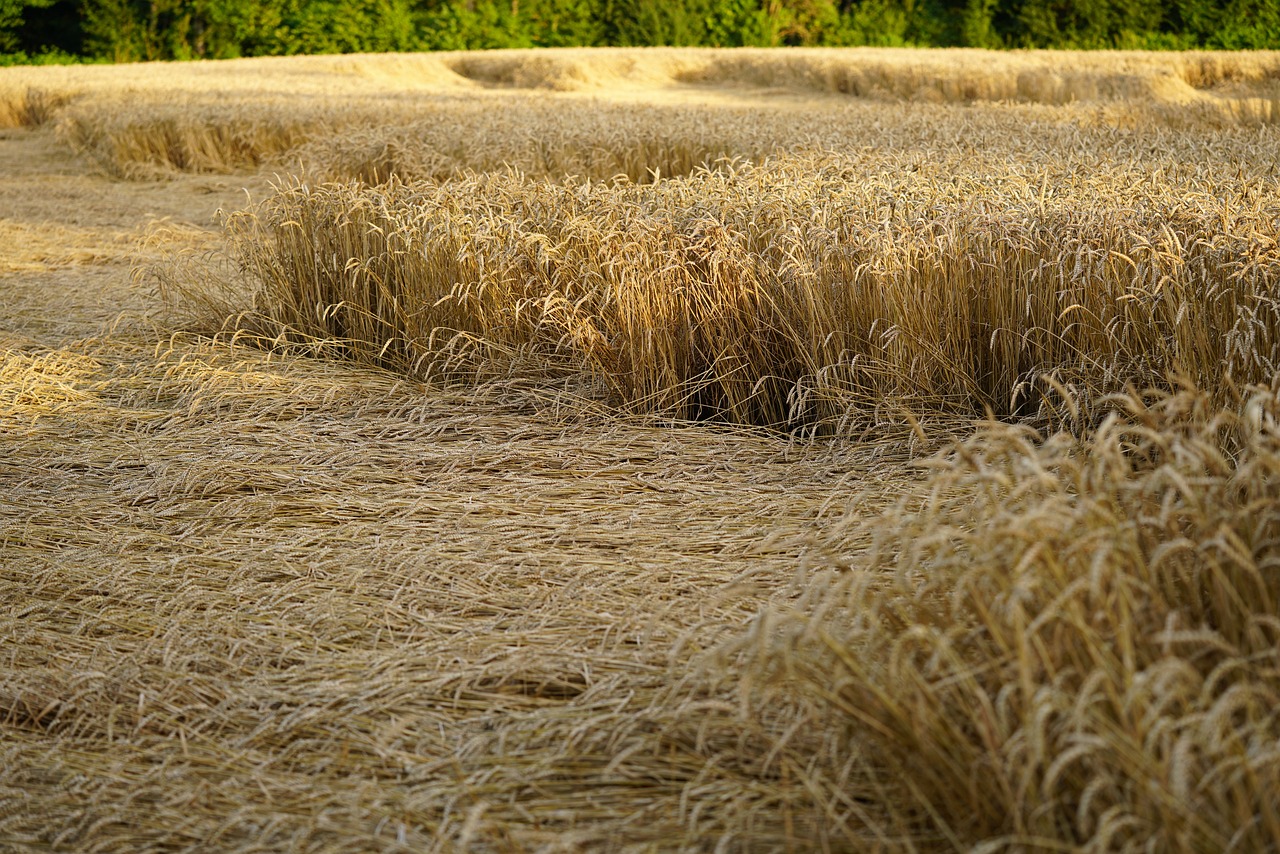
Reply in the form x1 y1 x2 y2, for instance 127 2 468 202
3 48 1279 851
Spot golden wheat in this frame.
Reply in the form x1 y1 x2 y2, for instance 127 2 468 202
6 47 1280 853
174 148 1280 432
3 47 1280 175
729 381 1280 851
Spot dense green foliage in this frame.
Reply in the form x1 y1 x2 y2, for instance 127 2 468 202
2 0 1277 63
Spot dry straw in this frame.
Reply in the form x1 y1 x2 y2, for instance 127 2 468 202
0 336 910 851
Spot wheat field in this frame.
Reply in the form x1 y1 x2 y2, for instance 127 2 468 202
3 47 1280 852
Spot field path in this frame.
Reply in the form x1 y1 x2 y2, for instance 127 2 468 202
0 125 908 849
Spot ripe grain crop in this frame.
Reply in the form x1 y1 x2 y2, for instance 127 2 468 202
731 381 1280 851
177 148 1280 432
3 47 1279 176
5 47 1280 853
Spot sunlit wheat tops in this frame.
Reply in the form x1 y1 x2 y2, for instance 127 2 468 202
180 153 1280 432
734 381 1280 850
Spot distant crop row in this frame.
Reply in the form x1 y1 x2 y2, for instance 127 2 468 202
5 48 1280 176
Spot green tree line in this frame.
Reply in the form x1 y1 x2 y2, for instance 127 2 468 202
3 0 1278 63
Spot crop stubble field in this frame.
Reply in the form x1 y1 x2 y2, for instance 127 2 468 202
2 47 1280 851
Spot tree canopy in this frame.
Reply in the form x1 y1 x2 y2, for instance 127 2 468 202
3 0 1277 63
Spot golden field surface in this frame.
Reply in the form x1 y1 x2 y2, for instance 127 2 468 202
2 48 1280 851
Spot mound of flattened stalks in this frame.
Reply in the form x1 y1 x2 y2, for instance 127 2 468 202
732 382 1280 851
